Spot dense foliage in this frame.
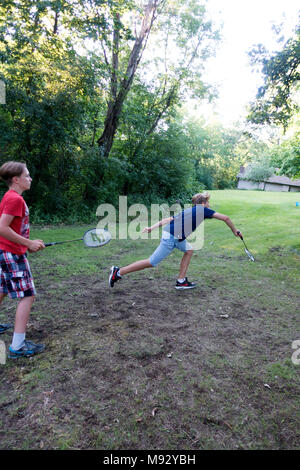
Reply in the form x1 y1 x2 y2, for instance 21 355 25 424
269 128 300 179
246 23 300 182
0 1 299 223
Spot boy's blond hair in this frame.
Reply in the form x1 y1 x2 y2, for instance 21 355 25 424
192 192 210 205
0 161 27 187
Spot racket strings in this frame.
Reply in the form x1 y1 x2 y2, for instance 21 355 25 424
244 248 255 261
83 229 111 247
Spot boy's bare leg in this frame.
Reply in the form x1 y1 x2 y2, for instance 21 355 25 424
0 293 6 305
9 295 45 355
178 250 193 279
14 296 35 333
119 259 152 276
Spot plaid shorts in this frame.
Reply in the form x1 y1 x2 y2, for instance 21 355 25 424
0 250 36 299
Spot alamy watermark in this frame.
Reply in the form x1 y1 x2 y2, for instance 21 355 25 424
0 80 6 105
0 340 6 365
291 340 300 365
95 196 205 250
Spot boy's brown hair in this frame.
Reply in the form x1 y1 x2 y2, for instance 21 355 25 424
0 161 27 187
192 192 210 205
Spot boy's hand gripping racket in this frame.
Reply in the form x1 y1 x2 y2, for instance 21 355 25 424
45 228 112 248
237 231 255 262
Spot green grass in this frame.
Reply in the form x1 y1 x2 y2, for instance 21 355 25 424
29 189 300 280
0 189 299 450
206 190 300 251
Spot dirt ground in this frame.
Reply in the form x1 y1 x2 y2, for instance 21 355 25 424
0 251 299 450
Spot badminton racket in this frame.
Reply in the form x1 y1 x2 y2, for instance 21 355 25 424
45 228 112 248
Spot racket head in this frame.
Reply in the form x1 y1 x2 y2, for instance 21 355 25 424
244 248 255 262
82 228 112 247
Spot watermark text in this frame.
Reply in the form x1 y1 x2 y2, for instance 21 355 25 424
0 80 6 104
96 196 204 250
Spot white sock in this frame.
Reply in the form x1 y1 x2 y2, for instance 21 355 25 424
11 332 25 351
177 278 185 283
117 270 122 278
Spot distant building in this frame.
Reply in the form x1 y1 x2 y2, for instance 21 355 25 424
237 166 300 192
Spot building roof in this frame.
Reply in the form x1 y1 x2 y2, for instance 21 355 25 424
237 166 300 187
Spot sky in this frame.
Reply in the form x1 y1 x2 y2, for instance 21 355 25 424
196 0 300 127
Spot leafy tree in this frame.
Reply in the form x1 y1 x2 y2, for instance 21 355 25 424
0 0 251 222
269 130 300 179
82 0 220 158
0 0 105 218
128 0 219 156
248 24 300 131
240 158 275 183
95 0 161 157
183 119 247 189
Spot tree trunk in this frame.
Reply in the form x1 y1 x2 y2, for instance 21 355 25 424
53 11 59 35
97 1 158 158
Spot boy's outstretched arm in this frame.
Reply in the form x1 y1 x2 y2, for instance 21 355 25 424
212 212 242 237
142 216 173 233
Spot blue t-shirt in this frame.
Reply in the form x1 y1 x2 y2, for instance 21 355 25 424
164 205 215 241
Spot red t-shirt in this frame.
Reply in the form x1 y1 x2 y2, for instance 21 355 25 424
0 189 30 255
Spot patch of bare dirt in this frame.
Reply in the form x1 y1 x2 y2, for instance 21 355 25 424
0 272 299 450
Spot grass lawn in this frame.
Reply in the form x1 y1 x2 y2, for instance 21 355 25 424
0 190 299 450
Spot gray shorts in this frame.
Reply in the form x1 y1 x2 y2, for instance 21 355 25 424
149 232 193 267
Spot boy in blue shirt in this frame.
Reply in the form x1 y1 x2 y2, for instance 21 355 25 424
109 192 242 289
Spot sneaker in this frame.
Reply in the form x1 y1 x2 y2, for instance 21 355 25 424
175 278 196 290
0 323 13 334
8 340 45 358
109 266 122 288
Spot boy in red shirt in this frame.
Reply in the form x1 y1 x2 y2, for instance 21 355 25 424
0 161 45 358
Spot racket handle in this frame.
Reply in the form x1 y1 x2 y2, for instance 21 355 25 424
45 243 55 247
237 230 243 240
